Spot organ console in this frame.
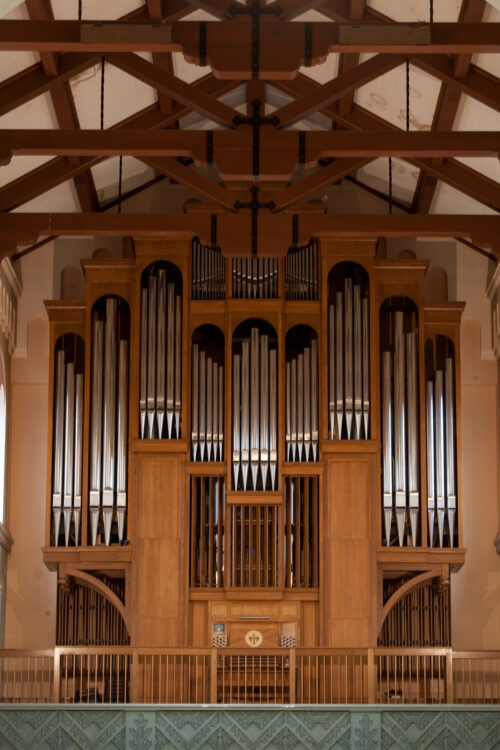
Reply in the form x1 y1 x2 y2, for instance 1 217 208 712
44 239 465 652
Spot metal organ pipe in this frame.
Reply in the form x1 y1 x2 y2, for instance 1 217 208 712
102 297 117 547
192 240 225 300
426 352 457 548
52 349 65 544
381 307 421 548
89 319 103 546
89 299 129 546
140 268 182 439
116 339 128 543
232 328 277 490
285 337 318 463
407 332 419 546
232 258 278 299
52 343 84 547
445 358 456 546
328 279 369 440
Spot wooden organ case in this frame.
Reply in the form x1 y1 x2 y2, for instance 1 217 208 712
43 239 465 655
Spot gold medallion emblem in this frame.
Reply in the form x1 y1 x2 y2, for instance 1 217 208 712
245 629 263 648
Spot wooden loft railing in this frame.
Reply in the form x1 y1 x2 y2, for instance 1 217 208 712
0 648 499 705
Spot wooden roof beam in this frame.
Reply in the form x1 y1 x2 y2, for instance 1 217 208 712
2 129 498 161
25 0 99 213
1 212 498 258
107 52 238 127
272 75 500 211
0 20 499 55
0 78 239 212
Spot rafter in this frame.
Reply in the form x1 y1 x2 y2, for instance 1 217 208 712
412 0 488 214
107 53 238 128
274 54 405 127
0 5 147 119
24 0 99 213
148 0 175 116
0 77 239 212
318 0 500 113
272 75 500 212
336 0 367 116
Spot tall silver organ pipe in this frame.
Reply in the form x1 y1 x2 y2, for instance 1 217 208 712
73 372 83 547
286 339 318 462
407 332 419 547
140 267 182 439
192 239 225 300
89 320 103 546
232 258 278 299
445 358 456 546
52 349 65 544
328 279 369 439
426 381 436 546
52 343 84 547
382 351 393 546
102 297 117 547
381 308 420 547
285 240 318 300
116 340 128 543
89 298 129 546
63 362 75 546
232 328 277 490
191 343 224 463
426 353 457 548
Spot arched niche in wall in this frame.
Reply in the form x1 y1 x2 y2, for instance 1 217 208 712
139 261 183 440
424 335 457 549
89 295 130 548
60 266 85 300
51 333 85 547
285 324 318 462
380 296 420 549
191 324 225 462
425 266 449 304
327 261 370 440
232 318 278 491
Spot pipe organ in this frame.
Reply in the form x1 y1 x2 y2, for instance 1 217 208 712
232 325 277 490
51 335 84 547
232 258 278 299
45 240 465 656
89 297 129 547
139 264 182 440
425 337 457 548
285 241 318 300
381 302 419 547
328 270 370 440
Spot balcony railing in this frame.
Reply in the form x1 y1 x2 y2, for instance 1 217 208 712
0 647 499 705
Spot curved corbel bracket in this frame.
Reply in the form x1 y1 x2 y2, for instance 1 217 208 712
66 567 129 633
378 569 439 636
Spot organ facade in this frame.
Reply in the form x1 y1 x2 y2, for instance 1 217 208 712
44 237 464 663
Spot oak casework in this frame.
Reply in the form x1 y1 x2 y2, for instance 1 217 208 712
44 238 465 659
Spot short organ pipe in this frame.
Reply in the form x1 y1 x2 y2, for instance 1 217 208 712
191 343 224 463
328 279 369 440
286 336 318 463
140 266 182 439
232 327 277 490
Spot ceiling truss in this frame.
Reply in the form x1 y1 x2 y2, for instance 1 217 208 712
0 0 498 258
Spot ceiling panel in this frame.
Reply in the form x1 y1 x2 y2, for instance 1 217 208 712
12 178 80 213
90 156 155 204
431 180 498 215
51 0 142 20
70 58 156 130
0 155 53 189
356 157 418 204
367 0 460 22
355 60 440 131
